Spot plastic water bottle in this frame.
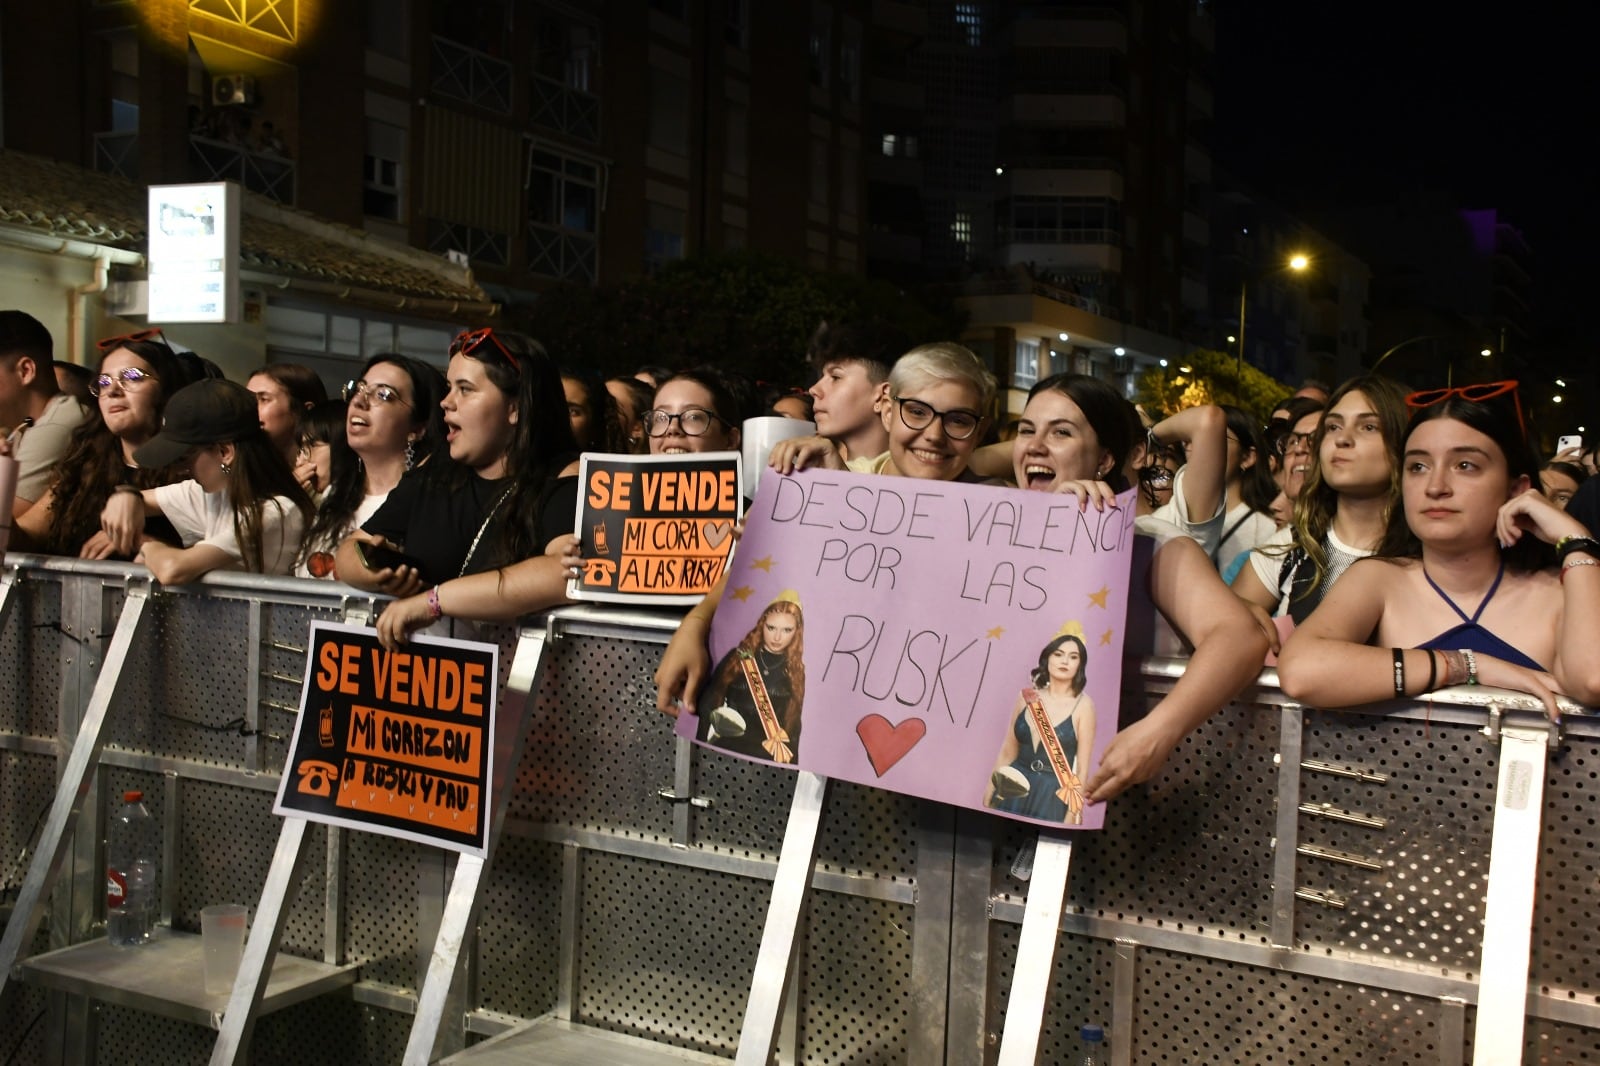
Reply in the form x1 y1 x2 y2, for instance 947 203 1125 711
107 790 156 946
1079 1024 1106 1066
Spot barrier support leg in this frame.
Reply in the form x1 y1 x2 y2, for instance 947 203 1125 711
735 771 829 1066
1470 721 1549 1065
0 585 151 1001
403 625 552 1065
209 817 315 1064
996 833 1073 1066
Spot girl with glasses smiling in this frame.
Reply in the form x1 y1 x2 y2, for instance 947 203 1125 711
3 332 193 559
767 342 997 482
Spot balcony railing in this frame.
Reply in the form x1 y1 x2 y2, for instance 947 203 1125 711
1001 155 1122 174
93 130 139 182
432 35 513 114
188 134 296 204
530 73 600 142
527 222 597 284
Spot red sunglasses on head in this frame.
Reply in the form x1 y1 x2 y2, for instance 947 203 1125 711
96 328 172 353
450 327 519 370
1404 380 1524 434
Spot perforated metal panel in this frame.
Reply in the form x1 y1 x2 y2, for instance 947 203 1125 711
1296 710 1493 969
103 594 255 764
983 924 1114 1065
0 574 64 738
342 828 431 989
575 851 765 1056
1533 734 1600 1003
798 892 917 1064
1130 951 1446 1064
476 834 563 1019
504 634 678 839
994 698 1282 939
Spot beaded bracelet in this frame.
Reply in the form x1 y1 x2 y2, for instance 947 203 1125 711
426 585 444 620
1561 558 1600 584
1459 648 1479 686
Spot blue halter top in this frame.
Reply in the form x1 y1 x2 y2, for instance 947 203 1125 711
1416 561 1546 671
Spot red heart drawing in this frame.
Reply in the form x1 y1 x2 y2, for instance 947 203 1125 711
855 714 927 777
702 520 733 548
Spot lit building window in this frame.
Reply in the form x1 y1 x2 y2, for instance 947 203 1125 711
952 211 972 246
955 3 981 47
881 133 897 156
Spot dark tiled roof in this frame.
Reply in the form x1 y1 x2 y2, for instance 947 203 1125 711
0 150 488 306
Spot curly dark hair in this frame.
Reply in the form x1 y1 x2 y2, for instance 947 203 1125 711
44 339 193 555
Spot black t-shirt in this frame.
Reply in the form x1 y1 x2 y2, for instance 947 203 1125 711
362 468 578 582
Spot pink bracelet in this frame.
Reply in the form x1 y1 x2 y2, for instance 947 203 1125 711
426 585 444 620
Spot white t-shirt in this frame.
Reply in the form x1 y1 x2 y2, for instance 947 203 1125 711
153 480 304 576
1151 466 1226 558
14 393 88 502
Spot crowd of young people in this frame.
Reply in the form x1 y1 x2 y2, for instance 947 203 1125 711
4 309 1593 804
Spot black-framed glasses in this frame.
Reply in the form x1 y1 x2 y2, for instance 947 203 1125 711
342 380 412 407
646 407 728 438
1274 429 1315 457
895 397 982 440
89 367 159 397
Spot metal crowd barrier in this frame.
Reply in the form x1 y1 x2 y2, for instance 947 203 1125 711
0 554 1597 1065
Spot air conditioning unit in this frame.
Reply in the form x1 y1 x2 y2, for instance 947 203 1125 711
1112 355 1133 375
211 74 258 107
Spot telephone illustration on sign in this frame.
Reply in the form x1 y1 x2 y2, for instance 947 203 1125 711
583 558 618 586
296 760 340 797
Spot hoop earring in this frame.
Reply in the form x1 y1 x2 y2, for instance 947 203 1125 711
404 438 416 471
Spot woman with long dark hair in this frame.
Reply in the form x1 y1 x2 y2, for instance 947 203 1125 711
298 355 445 578
98 378 313 579
698 594 806 763
985 628 1096 824
351 329 583 648
1279 381 1600 719
4 331 192 558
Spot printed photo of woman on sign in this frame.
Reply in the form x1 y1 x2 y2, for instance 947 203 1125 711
698 591 805 763
985 622 1096 825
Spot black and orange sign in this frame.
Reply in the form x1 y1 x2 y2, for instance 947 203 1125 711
569 452 743 605
273 623 498 856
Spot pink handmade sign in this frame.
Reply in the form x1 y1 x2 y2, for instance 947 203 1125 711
676 467 1138 830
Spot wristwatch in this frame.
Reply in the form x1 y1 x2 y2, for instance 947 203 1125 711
1556 535 1600 562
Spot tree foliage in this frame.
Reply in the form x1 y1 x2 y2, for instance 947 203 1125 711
514 251 965 386
1135 348 1293 423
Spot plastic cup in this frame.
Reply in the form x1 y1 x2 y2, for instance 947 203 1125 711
200 904 248 995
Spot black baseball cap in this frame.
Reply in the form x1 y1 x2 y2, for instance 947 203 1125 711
133 378 260 468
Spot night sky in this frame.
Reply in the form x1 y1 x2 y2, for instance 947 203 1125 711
1213 2 1597 370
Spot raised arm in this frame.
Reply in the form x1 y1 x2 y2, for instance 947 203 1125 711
1148 405 1227 524
1499 491 1600 706
1086 535 1269 803
654 573 726 715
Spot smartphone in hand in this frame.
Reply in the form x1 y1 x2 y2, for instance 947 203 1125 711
356 540 427 580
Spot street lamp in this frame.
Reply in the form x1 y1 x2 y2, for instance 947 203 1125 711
1236 252 1311 393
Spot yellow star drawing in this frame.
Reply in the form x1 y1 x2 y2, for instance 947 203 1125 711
729 585 755 602
1087 584 1110 609
1100 628 1114 646
986 626 1005 640
749 555 774 572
